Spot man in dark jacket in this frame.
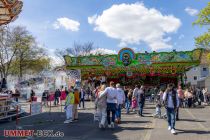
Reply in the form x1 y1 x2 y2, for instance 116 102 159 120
79 87 85 109
163 84 179 134
54 89 60 105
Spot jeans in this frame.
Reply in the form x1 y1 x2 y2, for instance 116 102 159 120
79 98 85 108
107 103 116 125
176 107 179 119
65 105 73 120
155 106 161 117
138 102 144 115
54 97 59 105
166 107 176 129
188 98 192 108
116 104 122 119
126 100 130 114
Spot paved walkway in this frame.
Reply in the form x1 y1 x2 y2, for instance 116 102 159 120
0 102 210 140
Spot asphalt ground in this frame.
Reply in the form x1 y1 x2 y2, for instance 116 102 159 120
0 101 210 140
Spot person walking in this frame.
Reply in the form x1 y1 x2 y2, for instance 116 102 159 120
30 90 35 102
132 85 139 112
54 89 60 106
185 88 193 108
73 88 80 121
163 84 179 134
126 88 132 114
99 81 118 128
79 87 85 109
137 86 145 117
42 90 48 106
95 85 107 128
115 83 125 124
153 93 162 118
202 88 208 105
131 96 137 112
176 86 184 120
133 85 139 100
64 89 74 123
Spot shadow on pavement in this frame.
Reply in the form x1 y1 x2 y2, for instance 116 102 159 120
122 120 152 124
0 111 153 140
180 119 206 123
176 129 210 135
145 107 156 110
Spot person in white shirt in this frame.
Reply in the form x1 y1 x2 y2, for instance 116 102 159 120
202 88 208 104
163 84 179 135
133 85 139 99
99 81 117 128
115 83 125 124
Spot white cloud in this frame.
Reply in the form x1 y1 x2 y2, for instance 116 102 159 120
118 42 127 48
163 37 172 42
179 34 185 39
88 15 97 24
90 48 116 55
88 3 181 50
53 17 80 31
185 7 199 16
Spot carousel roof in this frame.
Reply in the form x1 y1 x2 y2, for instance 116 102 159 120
64 48 206 78
0 0 23 25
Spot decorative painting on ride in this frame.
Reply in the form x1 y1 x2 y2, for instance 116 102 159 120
118 48 135 66
64 48 205 78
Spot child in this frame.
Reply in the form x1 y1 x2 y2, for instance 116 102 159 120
131 96 137 112
153 94 161 118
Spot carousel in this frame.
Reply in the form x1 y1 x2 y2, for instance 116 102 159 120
0 0 23 25
64 48 208 87
0 0 23 121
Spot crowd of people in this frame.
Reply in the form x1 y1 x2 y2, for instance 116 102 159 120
85 82 209 134
1 79 209 135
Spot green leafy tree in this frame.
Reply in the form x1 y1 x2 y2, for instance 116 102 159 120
194 2 210 48
10 26 50 80
0 26 50 83
195 31 210 48
0 26 18 80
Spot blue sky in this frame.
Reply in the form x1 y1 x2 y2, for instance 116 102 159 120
12 0 209 54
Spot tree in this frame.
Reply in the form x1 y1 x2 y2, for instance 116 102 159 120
55 41 94 63
66 41 94 57
195 31 210 48
11 26 50 79
194 2 210 48
0 26 18 80
0 26 50 83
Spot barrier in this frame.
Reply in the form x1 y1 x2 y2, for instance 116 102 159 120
30 102 42 115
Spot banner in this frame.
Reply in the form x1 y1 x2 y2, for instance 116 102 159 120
66 70 81 88
30 102 42 115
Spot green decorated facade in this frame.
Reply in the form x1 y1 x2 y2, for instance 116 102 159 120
64 48 205 80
